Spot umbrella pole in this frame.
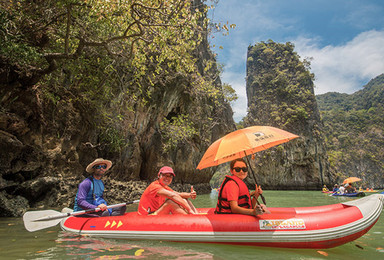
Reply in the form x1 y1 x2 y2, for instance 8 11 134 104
244 152 267 205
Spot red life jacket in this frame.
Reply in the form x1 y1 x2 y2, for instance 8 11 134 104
215 175 251 214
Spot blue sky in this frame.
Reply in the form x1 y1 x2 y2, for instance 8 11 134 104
207 0 384 122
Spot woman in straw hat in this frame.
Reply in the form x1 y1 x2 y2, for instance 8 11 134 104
73 158 126 216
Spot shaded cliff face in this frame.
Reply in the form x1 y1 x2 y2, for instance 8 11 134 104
108 2 236 184
110 59 235 184
0 0 235 216
244 41 335 190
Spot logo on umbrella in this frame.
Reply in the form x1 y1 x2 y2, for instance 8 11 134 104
253 132 274 141
253 132 265 137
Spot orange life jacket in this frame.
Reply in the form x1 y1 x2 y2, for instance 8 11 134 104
215 175 251 214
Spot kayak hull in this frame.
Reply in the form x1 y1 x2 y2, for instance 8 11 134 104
60 194 384 249
331 192 365 197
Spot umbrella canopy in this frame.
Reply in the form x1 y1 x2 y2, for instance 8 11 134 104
342 177 362 184
196 126 299 170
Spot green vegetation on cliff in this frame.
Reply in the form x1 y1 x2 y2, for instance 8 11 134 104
244 40 320 136
0 1 236 216
316 74 384 187
238 40 334 190
0 0 234 154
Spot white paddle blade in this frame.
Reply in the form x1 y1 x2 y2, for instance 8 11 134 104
23 210 64 232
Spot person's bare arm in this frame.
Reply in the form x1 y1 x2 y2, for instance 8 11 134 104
179 191 196 200
229 201 267 216
157 188 194 213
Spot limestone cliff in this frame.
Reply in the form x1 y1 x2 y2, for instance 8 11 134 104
244 41 335 190
0 0 235 216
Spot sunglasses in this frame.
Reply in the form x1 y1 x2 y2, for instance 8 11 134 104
93 164 107 169
233 167 248 172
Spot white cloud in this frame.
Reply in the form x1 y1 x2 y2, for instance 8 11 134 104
217 36 249 123
209 0 384 122
222 30 384 122
294 30 384 94
220 70 247 122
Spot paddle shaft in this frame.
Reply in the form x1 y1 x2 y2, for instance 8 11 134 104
35 201 138 222
244 154 267 205
24 200 140 232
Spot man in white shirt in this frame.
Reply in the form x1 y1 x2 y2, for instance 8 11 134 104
339 185 346 194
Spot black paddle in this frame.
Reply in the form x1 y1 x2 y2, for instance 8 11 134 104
23 200 140 232
244 153 267 205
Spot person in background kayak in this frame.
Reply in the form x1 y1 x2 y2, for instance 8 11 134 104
345 183 357 193
215 158 269 216
333 184 340 193
322 185 329 192
338 184 346 194
73 158 126 216
138 166 198 215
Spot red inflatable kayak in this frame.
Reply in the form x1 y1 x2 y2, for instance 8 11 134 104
60 194 384 249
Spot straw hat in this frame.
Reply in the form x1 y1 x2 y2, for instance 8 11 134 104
86 158 112 173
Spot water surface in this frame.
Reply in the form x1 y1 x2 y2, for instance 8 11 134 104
1 191 383 259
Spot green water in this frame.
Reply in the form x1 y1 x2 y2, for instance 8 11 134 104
1 191 384 259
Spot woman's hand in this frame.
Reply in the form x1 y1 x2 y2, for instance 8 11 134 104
251 184 263 200
255 184 263 195
190 186 196 199
253 204 270 216
253 205 264 215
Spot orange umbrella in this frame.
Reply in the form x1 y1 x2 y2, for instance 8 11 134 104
196 126 299 170
342 177 362 184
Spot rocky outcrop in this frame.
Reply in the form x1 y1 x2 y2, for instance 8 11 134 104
0 0 235 216
244 41 335 190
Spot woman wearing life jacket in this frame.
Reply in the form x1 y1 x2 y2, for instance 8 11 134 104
215 158 269 216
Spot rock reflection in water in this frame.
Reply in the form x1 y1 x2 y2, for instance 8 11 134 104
55 232 214 259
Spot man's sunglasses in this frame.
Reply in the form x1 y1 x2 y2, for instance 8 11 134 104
233 167 248 172
93 164 107 169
